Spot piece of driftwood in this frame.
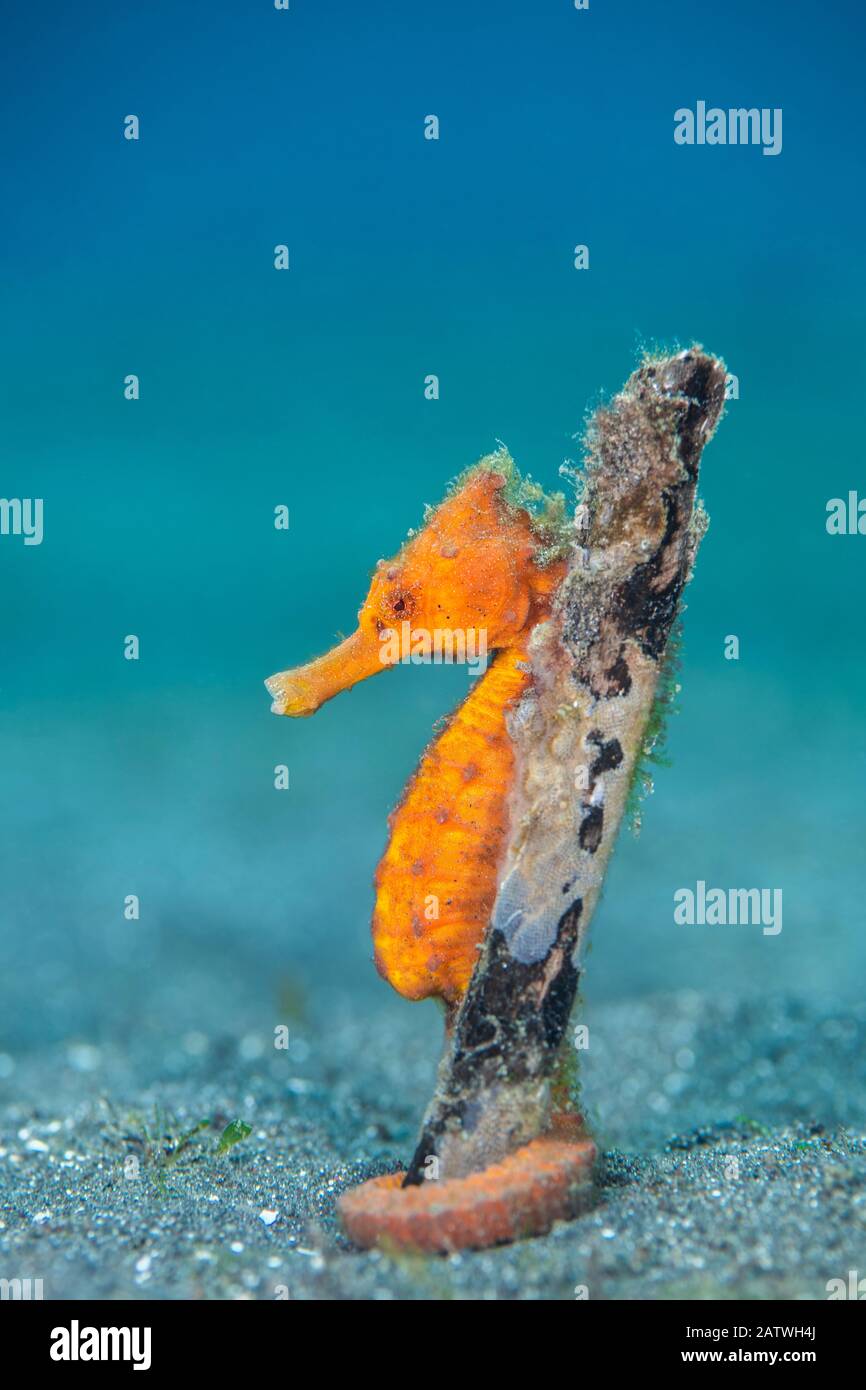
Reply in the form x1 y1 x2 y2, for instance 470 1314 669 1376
403 349 727 1185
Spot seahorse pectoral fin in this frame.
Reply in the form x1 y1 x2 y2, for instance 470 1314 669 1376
265 627 392 717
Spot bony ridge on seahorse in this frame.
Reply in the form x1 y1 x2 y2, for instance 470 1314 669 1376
265 453 570 1014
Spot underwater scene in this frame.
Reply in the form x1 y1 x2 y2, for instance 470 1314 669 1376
1 0 865 1324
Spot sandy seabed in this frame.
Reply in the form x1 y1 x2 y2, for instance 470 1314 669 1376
0 989 863 1301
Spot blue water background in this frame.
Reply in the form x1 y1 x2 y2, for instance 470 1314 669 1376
1 1 864 1054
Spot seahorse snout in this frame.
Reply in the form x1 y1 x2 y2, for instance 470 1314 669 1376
266 627 391 716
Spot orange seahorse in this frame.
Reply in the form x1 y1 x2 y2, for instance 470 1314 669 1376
265 457 567 1010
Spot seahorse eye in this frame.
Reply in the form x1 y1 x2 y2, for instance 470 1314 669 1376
388 589 415 619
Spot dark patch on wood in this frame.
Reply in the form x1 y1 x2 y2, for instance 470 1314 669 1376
603 650 632 696
579 804 604 853
448 900 582 1086
613 490 687 661
585 645 632 699
669 352 726 474
402 901 583 1187
588 734 624 780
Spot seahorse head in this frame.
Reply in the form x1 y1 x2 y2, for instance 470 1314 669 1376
265 456 566 716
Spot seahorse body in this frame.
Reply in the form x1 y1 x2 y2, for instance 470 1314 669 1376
372 642 531 1004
